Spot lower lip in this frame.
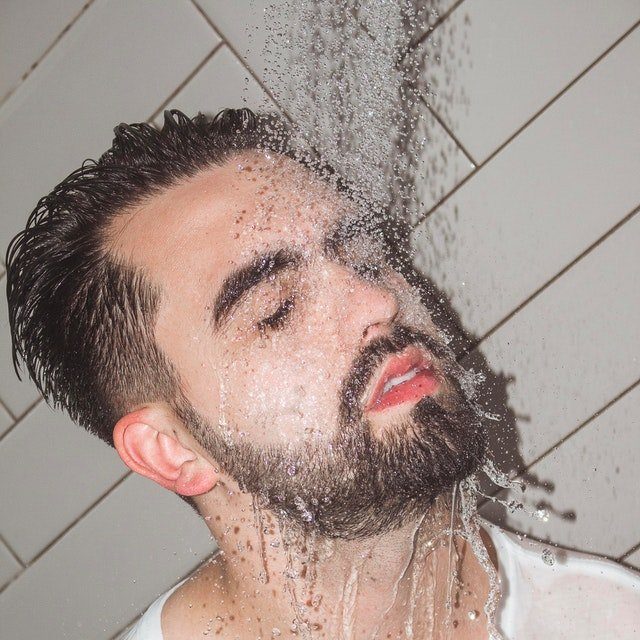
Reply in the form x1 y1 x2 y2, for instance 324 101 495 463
367 369 440 413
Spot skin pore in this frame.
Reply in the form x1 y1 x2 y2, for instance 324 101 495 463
108 151 497 638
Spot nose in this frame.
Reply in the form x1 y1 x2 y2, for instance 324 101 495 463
325 262 400 346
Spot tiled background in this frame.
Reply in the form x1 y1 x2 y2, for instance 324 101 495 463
0 1 638 638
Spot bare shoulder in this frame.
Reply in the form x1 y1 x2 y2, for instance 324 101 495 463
161 553 231 640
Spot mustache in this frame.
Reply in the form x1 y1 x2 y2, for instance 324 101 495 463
338 323 453 425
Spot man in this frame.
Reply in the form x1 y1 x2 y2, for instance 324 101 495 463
6 109 639 639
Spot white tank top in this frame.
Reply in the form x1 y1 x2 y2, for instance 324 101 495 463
120 520 640 639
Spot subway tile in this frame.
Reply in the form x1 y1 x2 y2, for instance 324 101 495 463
0 0 87 102
0 537 21 591
411 107 474 224
461 213 640 468
195 0 283 85
420 0 640 161
0 474 215 640
0 401 127 563
480 384 640 559
0 274 41 417
154 45 274 125
0 0 219 257
411 28 640 338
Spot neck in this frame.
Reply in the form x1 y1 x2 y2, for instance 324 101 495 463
193 481 497 639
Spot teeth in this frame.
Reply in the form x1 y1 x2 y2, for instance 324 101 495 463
382 366 421 395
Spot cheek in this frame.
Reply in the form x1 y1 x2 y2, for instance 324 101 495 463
224 332 348 446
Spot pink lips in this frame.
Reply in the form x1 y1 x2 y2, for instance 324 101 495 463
365 346 440 413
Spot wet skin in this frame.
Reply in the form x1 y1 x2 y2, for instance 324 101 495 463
108 151 495 638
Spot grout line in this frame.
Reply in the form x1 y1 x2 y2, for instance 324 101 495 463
0 533 24 597
404 0 467 59
188 0 294 124
0 395 16 423
478 377 640 508
147 42 224 123
0 532 25 569
0 396 44 446
0 471 130 597
411 18 640 231
619 540 640 562
24 472 132 569
421 95 477 166
457 203 640 361
0 0 96 110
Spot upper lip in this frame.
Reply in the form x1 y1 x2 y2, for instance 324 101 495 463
364 346 435 411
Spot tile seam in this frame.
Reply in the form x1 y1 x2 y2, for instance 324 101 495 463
146 42 225 123
188 0 293 123
478 377 640 507
0 0 97 110
457 203 640 361
411 19 640 230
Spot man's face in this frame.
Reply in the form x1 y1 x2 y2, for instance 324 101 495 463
109 151 487 538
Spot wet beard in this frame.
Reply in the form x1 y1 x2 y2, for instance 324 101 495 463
253 396 484 539
181 380 488 540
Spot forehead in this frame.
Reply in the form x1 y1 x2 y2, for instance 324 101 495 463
106 151 350 289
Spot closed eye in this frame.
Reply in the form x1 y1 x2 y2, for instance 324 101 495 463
256 297 295 334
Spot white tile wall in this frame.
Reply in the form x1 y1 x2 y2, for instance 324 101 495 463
0 3 638 637
0 474 215 640
0 0 88 103
462 211 640 466
412 26 640 338
194 0 292 87
152 45 274 126
421 0 640 161
412 107 475 222
479 383 640 559
0 0 219 260
0 401 128 563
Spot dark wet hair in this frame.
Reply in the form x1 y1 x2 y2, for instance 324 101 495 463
5 108 292 450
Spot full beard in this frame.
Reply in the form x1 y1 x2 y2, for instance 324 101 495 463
176 325 488 540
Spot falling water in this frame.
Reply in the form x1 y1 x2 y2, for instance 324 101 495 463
227 1 556 638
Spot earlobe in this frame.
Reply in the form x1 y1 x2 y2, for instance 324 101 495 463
113 411 218 496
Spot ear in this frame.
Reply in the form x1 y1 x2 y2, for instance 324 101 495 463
113 406 218 497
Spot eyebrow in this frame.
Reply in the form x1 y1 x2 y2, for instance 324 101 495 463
211 248 303 330
210 209 379 331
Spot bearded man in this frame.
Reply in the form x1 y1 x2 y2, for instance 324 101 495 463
6 109 638 639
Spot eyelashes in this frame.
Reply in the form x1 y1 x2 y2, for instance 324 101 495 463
256 297 295 334
254 257 391 337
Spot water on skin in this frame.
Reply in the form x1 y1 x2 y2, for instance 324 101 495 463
189 2 555 637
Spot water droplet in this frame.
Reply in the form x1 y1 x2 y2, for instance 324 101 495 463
535 507 550 522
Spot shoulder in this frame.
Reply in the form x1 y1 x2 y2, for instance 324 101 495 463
481 519 640 639
161 554 231 640
117 579 187 640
